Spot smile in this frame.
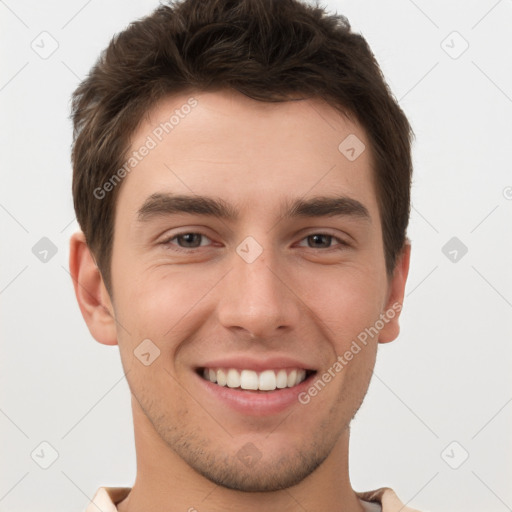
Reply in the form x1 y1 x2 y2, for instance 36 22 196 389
199 367 315 392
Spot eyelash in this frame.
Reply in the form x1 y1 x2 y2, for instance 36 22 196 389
160 232 350 253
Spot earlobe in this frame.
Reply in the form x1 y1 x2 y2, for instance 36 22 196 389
378 242 411 344
69 231 118 346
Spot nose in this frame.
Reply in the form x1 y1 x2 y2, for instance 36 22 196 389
216 244 301 340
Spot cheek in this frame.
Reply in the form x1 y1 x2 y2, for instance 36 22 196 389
113 268 220 355
116 267 189 326
296 265 386 344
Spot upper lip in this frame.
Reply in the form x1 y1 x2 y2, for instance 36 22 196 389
196 356 316 372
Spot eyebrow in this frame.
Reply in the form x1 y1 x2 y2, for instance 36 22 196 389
136 192 371 223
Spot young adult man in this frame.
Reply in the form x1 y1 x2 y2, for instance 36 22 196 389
69 0 420 510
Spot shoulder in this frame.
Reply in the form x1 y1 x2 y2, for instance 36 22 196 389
355 486 424 512
84 487 131 512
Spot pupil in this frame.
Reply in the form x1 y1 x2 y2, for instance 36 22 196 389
181 233 200 247
310 234 330 248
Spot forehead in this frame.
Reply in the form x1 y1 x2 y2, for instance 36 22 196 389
116 88 378 223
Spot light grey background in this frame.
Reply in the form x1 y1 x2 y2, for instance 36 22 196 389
1 1 511 511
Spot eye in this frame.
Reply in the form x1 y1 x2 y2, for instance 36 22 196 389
159 231 349 252
161 232 212 250
296 233 349 250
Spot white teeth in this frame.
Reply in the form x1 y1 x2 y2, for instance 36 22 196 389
276 369 288 388
240 370 259 390
202 367 309 391
258 370 276 391
217 369 227 386
287 369 297 387
226 368 240 388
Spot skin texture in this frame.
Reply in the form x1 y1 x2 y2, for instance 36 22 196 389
70 89 410 512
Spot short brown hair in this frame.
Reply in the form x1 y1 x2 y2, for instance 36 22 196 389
71 0 413 295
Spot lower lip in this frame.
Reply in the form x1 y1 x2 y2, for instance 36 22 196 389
195 371 316 416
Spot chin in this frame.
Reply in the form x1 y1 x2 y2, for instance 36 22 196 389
188 448 327 492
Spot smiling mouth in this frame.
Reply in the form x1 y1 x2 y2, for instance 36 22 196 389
197 367 316 392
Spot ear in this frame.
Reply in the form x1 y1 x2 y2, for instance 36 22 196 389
69 231 118 345
378 242 411 344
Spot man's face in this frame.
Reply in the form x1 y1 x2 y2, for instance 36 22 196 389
108 89 401 491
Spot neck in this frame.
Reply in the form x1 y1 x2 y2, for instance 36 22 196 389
117 396 364 512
